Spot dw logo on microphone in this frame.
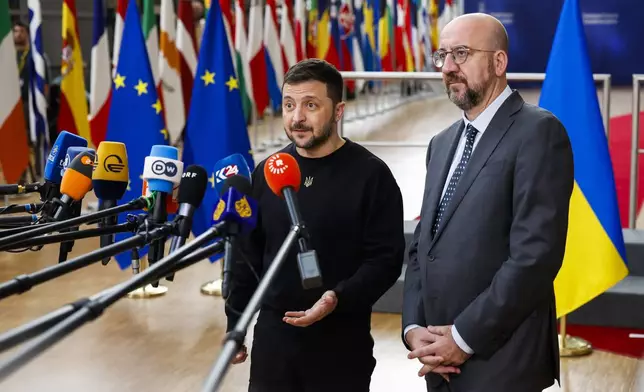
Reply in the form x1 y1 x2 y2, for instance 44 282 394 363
152 160 178 176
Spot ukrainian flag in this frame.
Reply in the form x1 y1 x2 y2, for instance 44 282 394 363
539 0 628 318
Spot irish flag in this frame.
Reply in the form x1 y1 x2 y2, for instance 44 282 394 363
0 0 30 183
59 0 91 144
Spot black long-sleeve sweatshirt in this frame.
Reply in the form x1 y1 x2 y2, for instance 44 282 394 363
225 138 406 332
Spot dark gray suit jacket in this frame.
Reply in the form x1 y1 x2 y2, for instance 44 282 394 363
402 91 574 392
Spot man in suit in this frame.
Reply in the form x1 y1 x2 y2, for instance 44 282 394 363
402 13 574 392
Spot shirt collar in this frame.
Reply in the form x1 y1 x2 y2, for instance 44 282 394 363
462 85 513 134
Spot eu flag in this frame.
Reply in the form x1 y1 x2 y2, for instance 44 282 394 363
104 0 168 269
538 0 628 318
182 0 255 258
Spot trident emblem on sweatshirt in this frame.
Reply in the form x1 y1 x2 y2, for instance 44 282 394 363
304 176 314 187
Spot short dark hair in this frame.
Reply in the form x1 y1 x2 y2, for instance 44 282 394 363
13 21 28 31
282 59 344 105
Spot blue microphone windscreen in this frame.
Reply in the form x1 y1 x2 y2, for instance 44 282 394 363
146 145 181 194
212 184 258 234
212 153 252 195
44 131 88 184
150 145 179 160
63 147 94 174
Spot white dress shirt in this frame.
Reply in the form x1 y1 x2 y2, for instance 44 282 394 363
404 85 513 354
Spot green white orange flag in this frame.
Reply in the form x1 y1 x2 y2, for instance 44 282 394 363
0 0 29 183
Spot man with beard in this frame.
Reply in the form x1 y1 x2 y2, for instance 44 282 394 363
402 13 573 392
225 58 406 392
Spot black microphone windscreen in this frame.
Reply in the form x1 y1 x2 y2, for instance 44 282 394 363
220 175 252 197
94 181 129 201
178 165 209 207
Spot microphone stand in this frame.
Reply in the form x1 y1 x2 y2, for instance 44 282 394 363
0 202 44 215
201 224 302 392
0 222 226 383
0 215 168 301
0 196 152 249
0 222 57 238
0 215 38 225
0 222 137 251
0 238 226 355
57 200 82 263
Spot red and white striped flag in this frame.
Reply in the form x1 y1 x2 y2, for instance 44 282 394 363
176 0 197 121
89 0 111 145
247 0 269 117
293 0 307 61
159 0 184 145
280 0 300 69
112 0 126 74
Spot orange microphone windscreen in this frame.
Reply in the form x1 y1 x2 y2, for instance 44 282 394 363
264 152 301 196
60 151 95 201
60 170 93 201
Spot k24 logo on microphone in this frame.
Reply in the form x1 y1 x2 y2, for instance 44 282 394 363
215 165 239 183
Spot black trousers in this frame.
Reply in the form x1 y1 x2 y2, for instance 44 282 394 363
248 309 376 392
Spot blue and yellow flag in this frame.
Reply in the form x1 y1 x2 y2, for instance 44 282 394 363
539 0 628 318
104 0 168 270
182 0 255 255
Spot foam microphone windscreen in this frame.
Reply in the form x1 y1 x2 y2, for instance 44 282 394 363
220 174 252 197
144 145 182 194
60 150 95 201
212 153 252 195
178 165 209 208
212 175 258 233
44 131 88 184
93 141 129 200
264 152 301 196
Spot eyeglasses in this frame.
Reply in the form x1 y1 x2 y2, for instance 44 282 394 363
432 46 497 68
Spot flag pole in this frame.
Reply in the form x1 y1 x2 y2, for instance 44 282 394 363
558 315 592 357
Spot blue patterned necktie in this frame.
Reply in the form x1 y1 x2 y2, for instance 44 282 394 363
432 124 479 236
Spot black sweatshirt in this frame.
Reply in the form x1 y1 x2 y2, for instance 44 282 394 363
225 138 406 332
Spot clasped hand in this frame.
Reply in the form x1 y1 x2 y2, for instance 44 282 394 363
406 325 471 381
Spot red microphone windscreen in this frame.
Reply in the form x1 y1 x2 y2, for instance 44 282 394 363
264 152 301 196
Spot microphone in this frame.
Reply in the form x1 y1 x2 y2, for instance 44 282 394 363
169 165 209 253
165 165 209 281
62 147 95 175
214 174 258 299
52 150 96 221
41 132 88 207
55 148 96 262
142 145 184 271
92 141 129 265
264 152 323 289
212 153 252 194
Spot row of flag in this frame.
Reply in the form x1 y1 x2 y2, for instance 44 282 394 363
43 0 463 154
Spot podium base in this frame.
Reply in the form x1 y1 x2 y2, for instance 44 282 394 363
201 279 222 296
558 334 593 357
126 284 168 299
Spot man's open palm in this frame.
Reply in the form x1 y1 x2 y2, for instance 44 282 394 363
283 290 338 327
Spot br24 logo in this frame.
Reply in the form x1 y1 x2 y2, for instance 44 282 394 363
215 164 239 183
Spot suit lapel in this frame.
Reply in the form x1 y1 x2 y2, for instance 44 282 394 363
424 121 463 242
429 91 524 247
